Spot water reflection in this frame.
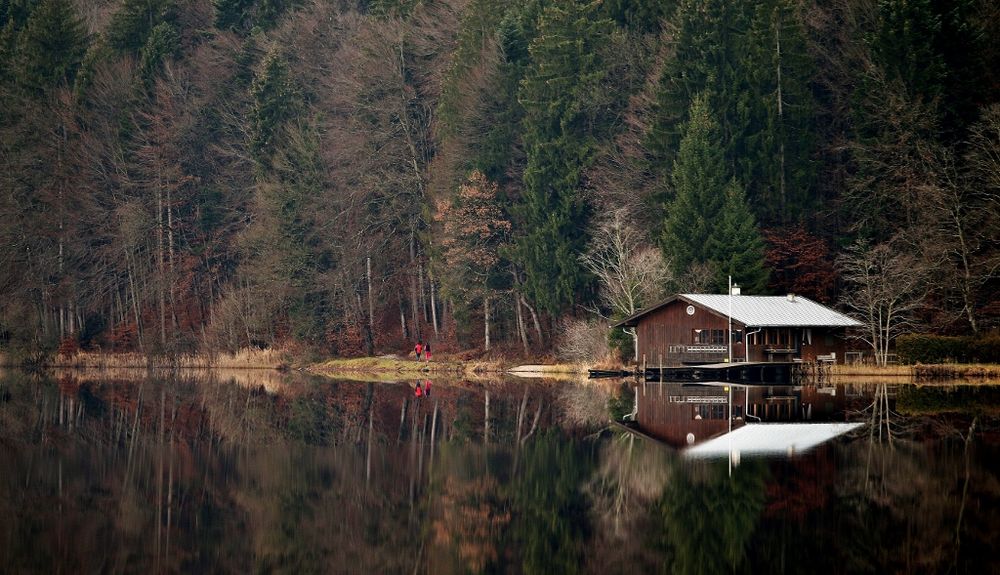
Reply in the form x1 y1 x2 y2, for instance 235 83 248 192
628 382 878 458
1 370 999 573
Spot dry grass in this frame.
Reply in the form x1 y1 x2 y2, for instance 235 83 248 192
829 364 914 376
309 356 489 376
49 366 292 392
45 349 291 369
914 363 1000 382
827 362 1000 383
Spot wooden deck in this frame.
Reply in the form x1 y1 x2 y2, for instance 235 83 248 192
642 362 801 385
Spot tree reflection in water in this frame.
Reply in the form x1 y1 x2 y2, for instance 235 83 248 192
1 371 1000 573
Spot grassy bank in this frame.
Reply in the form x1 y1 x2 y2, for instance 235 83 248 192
829 363 1000 382
308 356 504 377
2 349 292 370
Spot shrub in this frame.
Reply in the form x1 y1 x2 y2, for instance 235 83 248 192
896 334 1000 364
555 318 610 363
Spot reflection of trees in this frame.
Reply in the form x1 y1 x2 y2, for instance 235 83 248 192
7 370 1000 574
585 433 672 572
510 434 594 575
651 460 769 575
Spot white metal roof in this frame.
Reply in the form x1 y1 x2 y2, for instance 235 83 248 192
682 294 862 327
684 422 862 458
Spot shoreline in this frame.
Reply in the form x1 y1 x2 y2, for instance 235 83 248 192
2 351 999 383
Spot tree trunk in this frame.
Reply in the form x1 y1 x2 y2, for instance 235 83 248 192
484 291 491 351
515 289 529 353
521 295 544 345
366 256 375 334
775 10 786 216
409 229 420 342
484 391 490 444
429 269 439 337
157 176 167 349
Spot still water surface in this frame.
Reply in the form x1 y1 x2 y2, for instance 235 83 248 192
1 369 999 574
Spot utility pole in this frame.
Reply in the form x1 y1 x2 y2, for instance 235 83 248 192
728 276 733 363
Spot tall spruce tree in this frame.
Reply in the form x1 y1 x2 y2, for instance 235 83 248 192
646 0 816 225
513 0 612 315
645 0 740 171
107 0 175 53
661 94 727 276
734 0 816 224
12 0 86 95
249 47 298 169
707 179 768 293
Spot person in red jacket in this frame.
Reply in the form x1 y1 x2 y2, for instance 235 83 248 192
414 382 423 398
414 342 423 361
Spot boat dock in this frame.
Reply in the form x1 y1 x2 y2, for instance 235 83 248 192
643 362 800 384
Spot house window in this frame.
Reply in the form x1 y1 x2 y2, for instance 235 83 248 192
694 329 727 344
693 405 726 420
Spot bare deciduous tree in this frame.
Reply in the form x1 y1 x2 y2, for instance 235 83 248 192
580 208 671 358
555 317 611 364
838 239 930 365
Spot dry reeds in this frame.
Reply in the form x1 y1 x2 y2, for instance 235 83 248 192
829 363 914 377
46 349 291 370
914 363 1000 382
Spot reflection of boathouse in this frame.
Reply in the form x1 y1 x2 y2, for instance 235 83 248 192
615 294 861 366
631 382 883 455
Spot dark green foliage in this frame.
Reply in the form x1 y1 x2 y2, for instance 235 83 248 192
608 326 634 362
250 47 299 166
256 0 301 29
511 435 592 574
645 0 739 170
513 0 613 315
896 334 1000 364
867 0 946 103
734 0 817 224
107 0 175 53
11 0 86 95
606 380 633 421
661 94 726 274
138 21 179 83
647 0 816 225
897 384 1000 414
707 179 769 294
213 0 254 30
214 0 301 31
651 460 768 575
601 0 671 32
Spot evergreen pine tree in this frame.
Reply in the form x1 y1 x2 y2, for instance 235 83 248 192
13 0 86 95
706 179 768 294
662 93 726 276
645 0 740 171
733 0 816 225
138 21 179 84
107 0 174 53
249 47 298 167
513 0 612 315
213 0 254 30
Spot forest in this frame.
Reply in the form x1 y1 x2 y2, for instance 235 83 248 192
1 0 998 359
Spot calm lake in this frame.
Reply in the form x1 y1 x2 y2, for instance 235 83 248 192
1 369 999 574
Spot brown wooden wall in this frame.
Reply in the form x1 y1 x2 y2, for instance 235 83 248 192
636 300 740 366
634 299 852 365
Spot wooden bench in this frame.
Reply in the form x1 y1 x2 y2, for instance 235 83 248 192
816 352 836 364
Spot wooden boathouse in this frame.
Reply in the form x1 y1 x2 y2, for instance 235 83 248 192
614 293 861 366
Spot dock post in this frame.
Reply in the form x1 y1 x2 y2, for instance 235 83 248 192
642 354 646 396
658 354 663 395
